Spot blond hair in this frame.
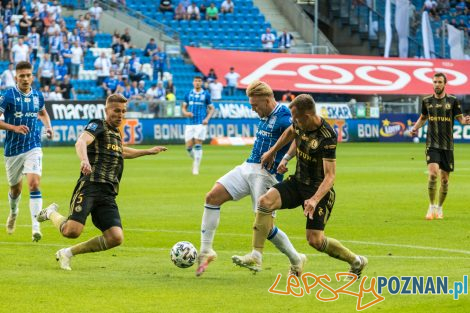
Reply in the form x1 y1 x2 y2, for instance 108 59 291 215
246 80 274 98
106 94 128 108
289 94 316 114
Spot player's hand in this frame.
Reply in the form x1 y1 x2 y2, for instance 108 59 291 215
13 125 29 135
303 198 318 220
465 115 470 124
148 146 167 154
261 149 275 170
45 127 53 139
80 160 92 175
202 118 209 125
277 158 289 174
409 128 418 137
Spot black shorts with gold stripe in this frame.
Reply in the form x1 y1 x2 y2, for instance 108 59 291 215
273 175 335 230
68 181 122 232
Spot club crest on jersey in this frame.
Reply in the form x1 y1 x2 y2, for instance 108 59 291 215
445 103 451 110
310 139 319 149
33 97 39 105
86 122 98 131
268 116 277 129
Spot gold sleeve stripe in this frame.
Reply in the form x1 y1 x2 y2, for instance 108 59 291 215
323 158 336 162
423 95 433 100
84 130 96 139
455 114 463 118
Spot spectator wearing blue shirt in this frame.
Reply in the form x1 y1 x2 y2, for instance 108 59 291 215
54 57 68 82
102 71 120 97
151 54 164 81
60 42 73 75
144 38 158 57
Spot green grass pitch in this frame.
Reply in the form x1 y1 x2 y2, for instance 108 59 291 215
1 143 469 313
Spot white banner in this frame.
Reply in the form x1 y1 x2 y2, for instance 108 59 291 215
447 24 465 60
422 12 436 59
384 0 392 57
395 0 410 57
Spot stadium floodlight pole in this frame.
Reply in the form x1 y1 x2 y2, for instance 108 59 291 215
314 0 318 49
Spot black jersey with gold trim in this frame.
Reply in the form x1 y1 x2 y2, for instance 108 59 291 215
293 118 337 187
421 94 462 151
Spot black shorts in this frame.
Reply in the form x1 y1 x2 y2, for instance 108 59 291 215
426 147 454 172
273 176 335 230
68 181 122 232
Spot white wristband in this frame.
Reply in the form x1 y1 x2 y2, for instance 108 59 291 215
283 154 292 161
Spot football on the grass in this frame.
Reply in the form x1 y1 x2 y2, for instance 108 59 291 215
170 241 198 268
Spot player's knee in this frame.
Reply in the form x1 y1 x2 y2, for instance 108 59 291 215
61 227 81 239
106 233 124 248
205 190 219 205
258 194 276 211
441 178 449 186
307 235 323 251
28 181 40 191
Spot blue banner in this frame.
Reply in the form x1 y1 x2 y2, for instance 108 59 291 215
379 113 418 142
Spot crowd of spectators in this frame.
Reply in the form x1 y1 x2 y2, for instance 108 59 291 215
168 0 234 20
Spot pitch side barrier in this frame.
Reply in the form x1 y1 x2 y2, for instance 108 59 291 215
2 101 469 145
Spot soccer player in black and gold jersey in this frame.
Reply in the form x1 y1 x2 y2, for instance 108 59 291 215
37 94 167 270
233 94 367 279
410 72 469 220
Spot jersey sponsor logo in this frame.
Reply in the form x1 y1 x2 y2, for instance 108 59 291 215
14 111 38 118
24 98 31 103
428 116 451 122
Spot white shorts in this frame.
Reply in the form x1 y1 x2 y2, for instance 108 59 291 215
4 148 43 186
217 162 278 213
184 124 208 142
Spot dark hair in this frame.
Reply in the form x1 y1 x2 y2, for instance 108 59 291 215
16 61 32 71
289 94 316 114
433 72 447 84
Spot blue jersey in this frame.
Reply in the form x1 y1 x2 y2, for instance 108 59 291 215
184 89 212 125
0 87 45 157
247 104 292 181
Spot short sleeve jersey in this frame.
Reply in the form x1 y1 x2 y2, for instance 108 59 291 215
421 94 462 150
184 88 212 125
79 119 124 194
0 87 45 156
293 118 337 187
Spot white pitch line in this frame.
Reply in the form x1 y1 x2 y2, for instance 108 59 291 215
1 241 470 260
5 225 470 256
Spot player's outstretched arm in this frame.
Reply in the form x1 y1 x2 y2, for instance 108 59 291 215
123 146 167 159
456 115 470 125
0 113 30 134
203 104 215 125
277 141 297 174
76 132 94 175
410 114 428 137
38 109 53 139
261 125 295 170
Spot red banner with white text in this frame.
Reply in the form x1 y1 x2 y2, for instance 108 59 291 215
186 47 470 95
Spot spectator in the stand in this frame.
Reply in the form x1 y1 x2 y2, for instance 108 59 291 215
38 53 55 87
278 30 294 53
204 68 217 82
94 51 111 86
119 56 131 80
47 19 61 38
422 0 439 20
146 82 166 115
4 20 19 51
60 41 72 74
42 84 51 99
1 63 16 88
121 83 131 98
457 19 468 32
120 28 133 49
220 0 234 13
436 0 450 14
206 3 219 20
31 10 45 36
10 38 30 65
89 2 103 31
129 80 143 100
60 75 76 100
48 0 61 21
102 70 121 97
281 90 295 102
54 57 68 82
159 0 174 13
129 52 141 81
19 11 32 37
110 54 120 73
209 77 223 100
70 41 83 79
144 38 158 57
187 3 201 20
175 3 186 20
151 54 164 81
179 0 191 9
156 46 169 73
30 0 42 13
455 0 466 13
112 37 125 58
166 78 176 94
3 2 14 25
261 28 276 52
49 85 63 101
224 66 240 96
28 26 41 64
49 31 61 62
138 80 147 97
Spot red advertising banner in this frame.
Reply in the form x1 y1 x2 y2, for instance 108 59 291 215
186 47 470 95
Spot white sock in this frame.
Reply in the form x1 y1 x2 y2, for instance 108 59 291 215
30 191 42 232
268 226 301 265
193 144 203 168
200 204 220 253
252 249 262 261
64 247 73 258
8 192 21 215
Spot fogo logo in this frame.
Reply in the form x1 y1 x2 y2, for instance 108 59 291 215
239 58 468 94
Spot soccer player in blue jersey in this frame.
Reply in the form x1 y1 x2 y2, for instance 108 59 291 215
196 80 306 277
182 76 214 175
0 61 53 242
